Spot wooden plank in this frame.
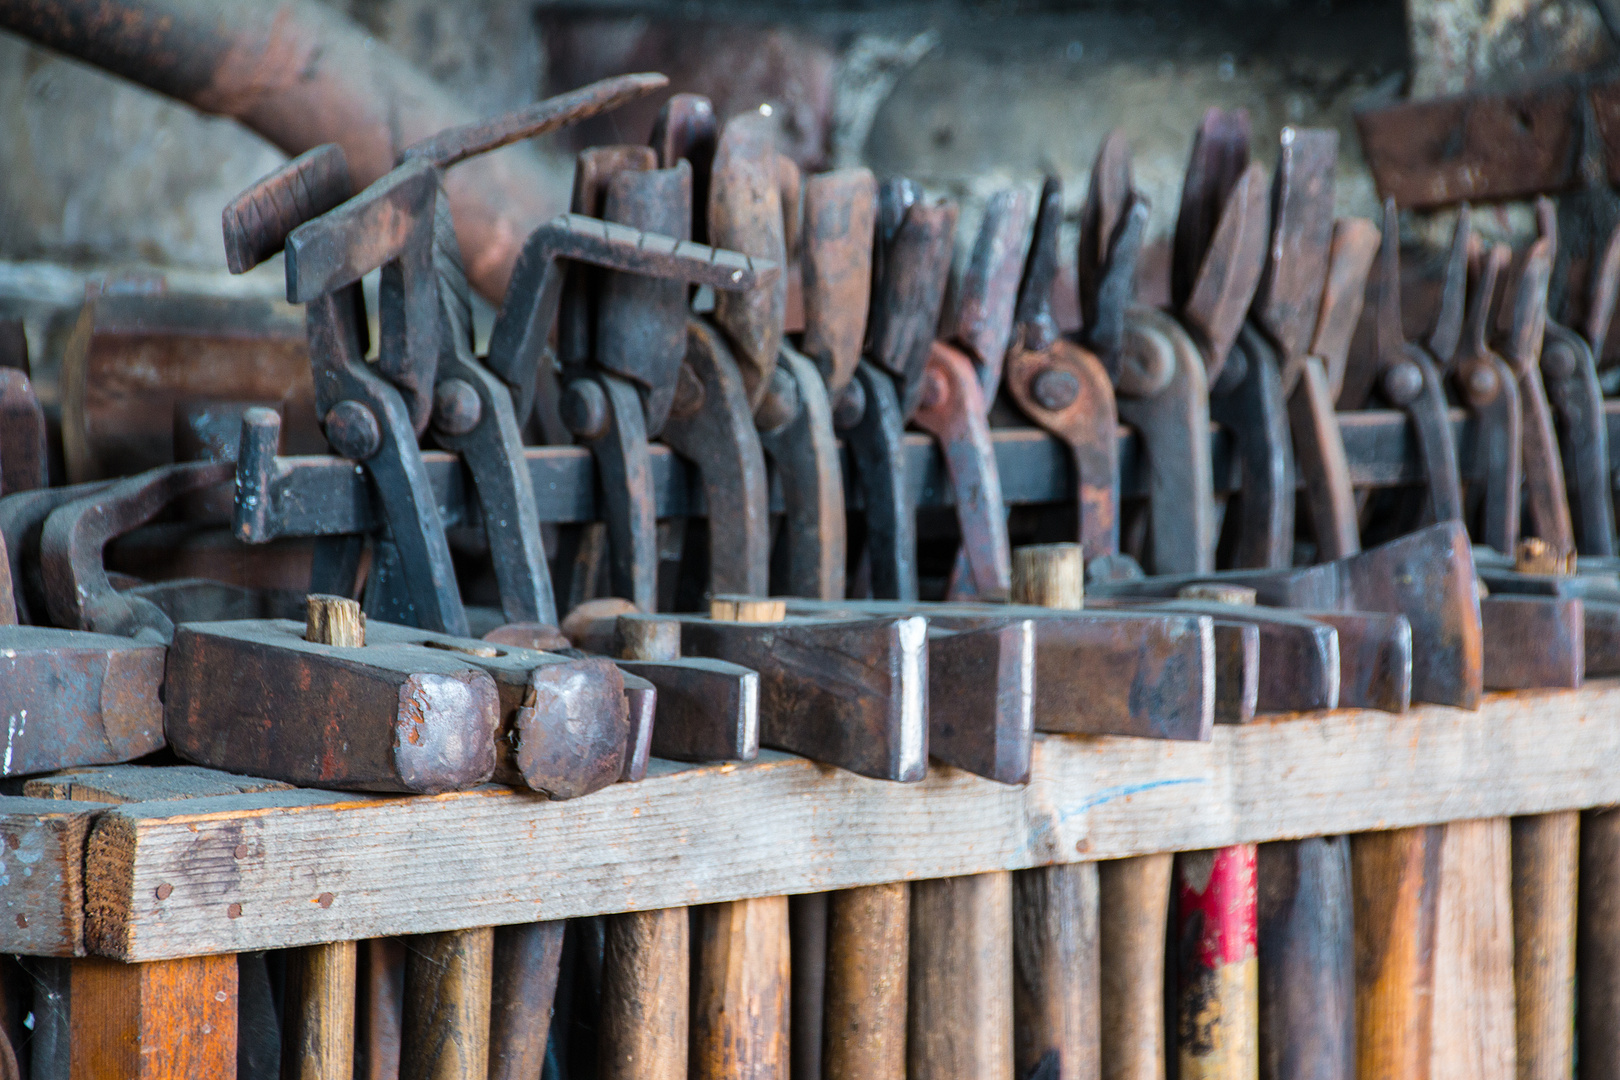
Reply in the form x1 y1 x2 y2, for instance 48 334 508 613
25 764 294 804
78 683 1620 962
0 797 110 956
68 953 237 1079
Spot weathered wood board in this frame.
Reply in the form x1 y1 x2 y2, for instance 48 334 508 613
0 797 111 955
70 683 1620 961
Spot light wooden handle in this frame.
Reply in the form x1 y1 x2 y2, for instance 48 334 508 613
1100 854 1172 1080
910 873 1014 1080
307 593 365 647
286 940 358 1080
401 927 493 1080
825 883 909 1080
602 909 689 1080
1513 812 1577 1080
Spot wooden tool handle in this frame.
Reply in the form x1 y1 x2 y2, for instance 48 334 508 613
1430 819 1515 1080
1512 812 1577 1080
1353 826 1442 1080
401 927 494 1080
791 893 828 1080
1100 854 1173 1080
490 921 566 1080
284 940 359 1080
910 873 1015 1080
692 596 791 1080
824 883 909 1080
1174 845 1258 1080
1581 808 1620 1080
602 909 688 1080
1257 838 1354 1080
1010 544 1100 1080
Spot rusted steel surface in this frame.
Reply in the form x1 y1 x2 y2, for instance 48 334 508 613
403 73 666 170
677 614 928 782
1315 218 1381 403
651 92 718 242
1077 130 1142 373
1006 178 1122 565
799 169 876 399
912 343 1011 601
708 112 788 413
0 626 165 776
1091 522 1483 711
661 320 772 596
0 371 46 497
38 461 235 641
1212 327 1295 570
925 621 1035 785
1354 75 1620 209
618 657 760 763
1174 108 1254 318
868 180 958 419
1509 214 1577 563
1480 595 1584 690
362 622 629 800
759 347 846 600
1541 320 1614 556
1302 610 1413 715
786 598 1216 744
60 292 317 484
1252 128 1336 367
954 186 1033 398
1450 240 1522 555
223 145 354 275
166 618 501 793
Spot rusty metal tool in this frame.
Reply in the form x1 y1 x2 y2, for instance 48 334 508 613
0 368 46 496
166 609 630 797
780 165 877 600
913 186 1033 601
841 177 958 599
670 597 929 783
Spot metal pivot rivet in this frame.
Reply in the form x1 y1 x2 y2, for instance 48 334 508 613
323 400 382 461
1032 367 1081 411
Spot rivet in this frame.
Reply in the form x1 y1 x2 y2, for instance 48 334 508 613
227 902 243 919
155 883 173 900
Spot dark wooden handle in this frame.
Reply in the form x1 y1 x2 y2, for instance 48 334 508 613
691 897 791 1080
284 940 358 1080
490 921 565 1080
401 927 493 1080
1014 865 1100 1080
222 144 353 275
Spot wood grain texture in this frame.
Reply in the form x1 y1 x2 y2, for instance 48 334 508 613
1511 812 1576 1080
0 798 109 956
401 927 493 1080
690 895 790 1080
791 892 827 1080
1011 544 1083 610
24 764 294 804
1099 854 1172 1080
1430 818 1515 1080
1014 864 1099 1080
74 685 1620 961
283 939 357 1080
490 920 565 1080
306 594 366 647
1257 837 1353 1080
69 953 237 1080
358 937 405 1080
1353 826 1441 1080
600 908 686 1080
824 882 908 1080
909 872 1014 1080
1580 807 1620 1080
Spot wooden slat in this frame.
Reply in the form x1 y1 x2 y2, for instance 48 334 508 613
77 683 1620 962
0 797 110 956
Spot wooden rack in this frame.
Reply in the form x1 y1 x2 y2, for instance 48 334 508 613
4 681 1616 964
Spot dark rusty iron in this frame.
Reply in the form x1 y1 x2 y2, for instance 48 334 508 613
1372 198 1465 526
1450 241 1522 555
842 361 917 600
1090 522 1483 711
1479 595 1584 689
619 656 761 763
166 618 502 794
708 111 788 415
1509 208 1577 564
868 180 958 420
786 597 1216 744
38 461 236 641
223 145 354 276
0 370 47 497
0 624 166 776
1353 74 1620 209
760 346 846 600
651 93 719 243
1301 609 1413 714
1316 218 1382 404
1077 130 1142 375
1117 309 1217 574
1211 326 1295 570
661 320 773 596
401 73 667 170
1174 108 1254 319
798 168 876 400
363 621 629 799
913 343 1011 601
925 620 1035 785
915 187 1031 601
1005 176 1123 566
676 610 928 782
1253 128 1336 369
